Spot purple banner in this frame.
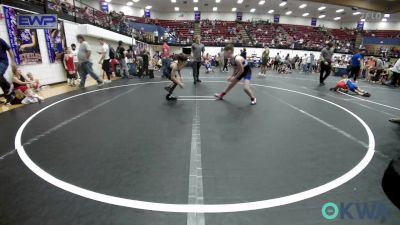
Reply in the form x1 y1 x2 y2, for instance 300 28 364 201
195 11 201 22
236 12 243 21
311 17 317 26
3 6 42 65
45 21 66 63
357 21 365 30
100 1 109 13
274 15 280 23
144 9 151 18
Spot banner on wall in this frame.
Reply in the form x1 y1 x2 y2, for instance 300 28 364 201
195 11 201 22
3 6 42 65
273 15 280 23
45 21 66 63
144 9 151 18
357 21 365 31
236 12 243 21
311 17 317 26
100 1 109 13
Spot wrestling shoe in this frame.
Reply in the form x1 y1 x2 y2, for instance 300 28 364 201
251 98 257 105
214 93 224 100
166 94 177 101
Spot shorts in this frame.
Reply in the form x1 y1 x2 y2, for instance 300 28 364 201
262 59 269 66
15 85 28 93
347 81 358 92
102 59 111 74
236 66 252 81
67 71 77 79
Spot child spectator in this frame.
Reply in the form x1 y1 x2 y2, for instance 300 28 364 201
26 72 41 91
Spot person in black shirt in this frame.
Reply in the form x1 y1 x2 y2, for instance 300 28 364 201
116 41 131 79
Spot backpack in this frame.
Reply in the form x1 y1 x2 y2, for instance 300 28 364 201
109 46 116 59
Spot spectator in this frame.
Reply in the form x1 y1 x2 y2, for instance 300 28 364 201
63 47 78 86
97 38 112 83
12 68 44 104
349 49 366 82
116 40 131 79
154 29 159 43
0 37 17 104
26 72 41 91
76 35 104 88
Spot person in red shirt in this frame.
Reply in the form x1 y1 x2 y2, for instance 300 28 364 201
63 47 77 86
161 40 170 78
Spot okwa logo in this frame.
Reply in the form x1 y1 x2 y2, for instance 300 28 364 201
322 202 388 220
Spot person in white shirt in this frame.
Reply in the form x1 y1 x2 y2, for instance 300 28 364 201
71 43 79 77
97 38 112 83
388 58 400 86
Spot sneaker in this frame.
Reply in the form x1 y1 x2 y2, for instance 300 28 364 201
166 94 177 101
197 79 202 83
104 80 112 83
251 98 257 105
214 93 224 100
97 82 105 87
36 95 45 102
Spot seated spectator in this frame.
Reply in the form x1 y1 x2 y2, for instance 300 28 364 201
12 68 44 104
26 72 41 91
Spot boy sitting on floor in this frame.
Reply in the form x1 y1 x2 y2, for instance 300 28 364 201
330 76 371 97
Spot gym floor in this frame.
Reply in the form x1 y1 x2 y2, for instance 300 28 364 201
1 69 399 225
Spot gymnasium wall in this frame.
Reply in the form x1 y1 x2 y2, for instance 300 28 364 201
341 21 400 30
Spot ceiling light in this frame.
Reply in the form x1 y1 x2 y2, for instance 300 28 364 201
105 0 111 2
299 4 307 9
333 17 341 20
171 0 176 2
318 15 326 18
213 7 218 11
353 12 361 15
132 0 140 2
279 2 287 7
193 0 198 2
336 9 344 13
302 13 309 17
194 7 198 11
174 7 179 11
216 0 221 3
127 2 133 6
250 8 256 13
285 11 292 15
318 6 326 11
361 18 365 22
382 18 387 22
259 0 266 5
237 0 243 3
384 14 390 18
268 9 274 14
232 7 237 12
145 5 152 9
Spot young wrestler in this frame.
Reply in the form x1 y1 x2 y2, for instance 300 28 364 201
330 76 371 97
163 53 188 101
215 44 257 105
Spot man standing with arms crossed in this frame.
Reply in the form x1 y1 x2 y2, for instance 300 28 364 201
0 37 17 104
191 35 205 84
319 42 334 86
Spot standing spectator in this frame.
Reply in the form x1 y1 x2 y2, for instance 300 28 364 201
349 49 366 82
116 40 131 79
260 46 270 76
319 42 334 85
373 56 384 82
161 40 170 78
76 35 104 88
98 38 112 83
0 37 17 104
63 47 77 86
241 48 247 59
191 35 205 84
309 53 315 73
153 29 159 43
142 50 149 78
273 53 281 71
71 43 79 77
387 58 400 86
